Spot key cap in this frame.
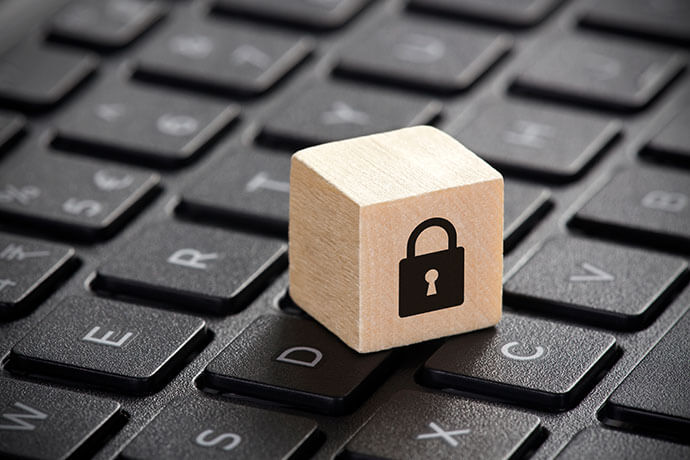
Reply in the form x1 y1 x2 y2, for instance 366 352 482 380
0 41 97 111
204 315 393 415
0 377 122 460
213 0 370 30
49 0 165 50
602 310 690 441
259 82 441 150
342 391 543 460
121 395 320 459
555 427 690 460
53 81 239 168
422 313 617 410
570 167 690 251
134 17 313 97
504 236 688 329
178 148 291 234
503 180 551 252
512 36 684 112
94 222 286 314
642 106 690 168
409 0 563 27
335 17 511 93
9 296 206 393
580 0 690 46
0 111 24 153
0 149 159 240
451 100 620 181
0 234 75 320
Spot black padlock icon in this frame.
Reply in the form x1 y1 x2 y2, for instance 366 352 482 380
399 217 464 318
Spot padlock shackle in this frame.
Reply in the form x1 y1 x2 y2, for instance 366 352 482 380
406 217 457 258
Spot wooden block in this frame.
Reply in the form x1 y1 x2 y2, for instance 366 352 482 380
289 125 503 353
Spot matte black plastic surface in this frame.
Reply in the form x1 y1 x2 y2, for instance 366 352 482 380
9 296 207 393
121 394 320 460
0 377 121 460
343 390 543 459
205 315 393 415
94 221 286 314
423 313 618 410
504 236 689 329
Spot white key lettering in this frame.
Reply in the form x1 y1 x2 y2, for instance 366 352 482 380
62 198 103 217
231 44 271 69
94 170 134 191
502 120 556 149
167 249 219 270
245 172 290 193
276 346 323 368
641 190 687 213
195 429 242 451
0 244 50 261
0 279 17 291
569 262 614 282
95 103 126 123
156 114 199 137
0 402 48 431
82 326 135 348
416 422 470 447
169 35 214 59
500 341 545 361
320 101 370 126
0 184 40 205
393 33 445 63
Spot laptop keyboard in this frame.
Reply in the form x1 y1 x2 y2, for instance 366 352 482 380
0 0 688 459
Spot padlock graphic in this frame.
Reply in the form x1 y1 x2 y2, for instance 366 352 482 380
399 217 464 318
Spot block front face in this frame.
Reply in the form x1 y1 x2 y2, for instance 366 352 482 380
359 179 503 352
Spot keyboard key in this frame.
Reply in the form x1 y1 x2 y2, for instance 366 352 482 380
512 36 684 112
642 106 690 167
602 310 690 441
451 100 620 181
0 41 97 111
503 180 551 251
580 0 690 46
49 0 165 50
0 378 122 460
134 17 313 97
121 395 320 459
409 0 563 27
570 167 690 251
204 315 393 414
555 427 690 460
504 236 688 329
53 81 239 168
422 313 617 410
343 391 543 459
94 222 286 314
9 296 206 393
259 82 441 150
178 148 291 234
0 234 75 320
0 111 24 152
0 150 159 241
214 0 370 30
335 17 511 93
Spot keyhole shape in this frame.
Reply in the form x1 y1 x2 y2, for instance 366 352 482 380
425 269 439 296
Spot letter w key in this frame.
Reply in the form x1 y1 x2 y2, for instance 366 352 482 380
0 402 47 431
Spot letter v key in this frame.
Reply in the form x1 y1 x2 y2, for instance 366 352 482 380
569 262 614 282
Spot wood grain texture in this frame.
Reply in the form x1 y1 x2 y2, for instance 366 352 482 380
290 126 503 353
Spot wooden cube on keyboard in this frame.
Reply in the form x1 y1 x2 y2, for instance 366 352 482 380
289 126 503 353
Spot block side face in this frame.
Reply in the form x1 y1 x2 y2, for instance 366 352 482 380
289 156 361 349
294 126 502 206
359 177 503 352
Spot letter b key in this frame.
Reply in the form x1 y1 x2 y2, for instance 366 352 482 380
399 218 464 318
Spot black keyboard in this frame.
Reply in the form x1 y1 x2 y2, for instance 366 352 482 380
1 0 689 458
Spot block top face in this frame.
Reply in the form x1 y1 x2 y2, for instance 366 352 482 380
292 125 502 206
